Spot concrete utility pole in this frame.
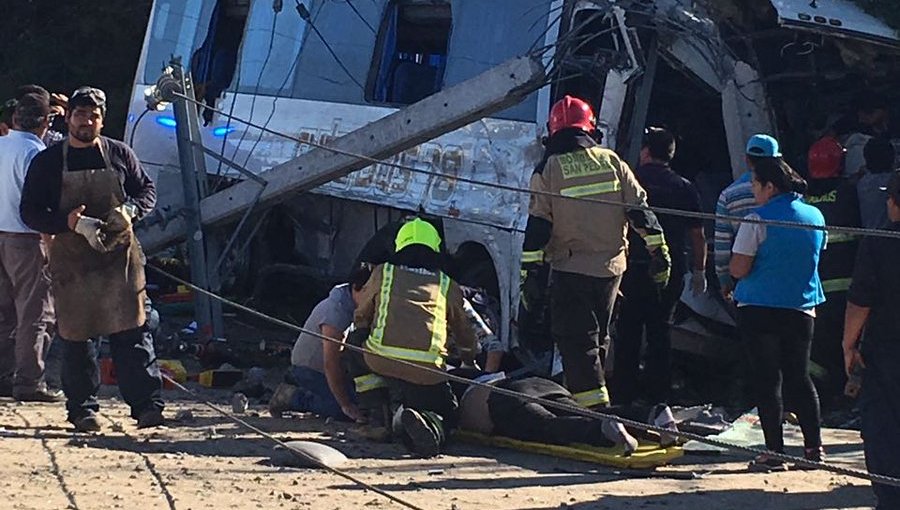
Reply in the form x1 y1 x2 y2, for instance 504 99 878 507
138 55 547 253
169 62 224 338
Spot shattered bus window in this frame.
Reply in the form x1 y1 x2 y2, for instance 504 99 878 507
367 0 452 105
190 0 250 124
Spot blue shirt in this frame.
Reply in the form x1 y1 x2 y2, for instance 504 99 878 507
734 193 826 310
0 130 45 233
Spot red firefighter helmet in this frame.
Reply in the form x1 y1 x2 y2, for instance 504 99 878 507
548 95 595 137
807 136 845 179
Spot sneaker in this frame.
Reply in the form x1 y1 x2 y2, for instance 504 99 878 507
268 383 298 417
648 404 679 448
13 385 63 402
71 414 102 433
601 419 639 456
400 408 442 458
136 407 165 429
748 453 787 472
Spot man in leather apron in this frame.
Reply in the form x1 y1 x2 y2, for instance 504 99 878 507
20 87 165 432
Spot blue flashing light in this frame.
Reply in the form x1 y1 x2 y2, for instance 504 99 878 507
156 116 177 128
213 126 236 137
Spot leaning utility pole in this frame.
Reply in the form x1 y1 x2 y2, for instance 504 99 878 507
137 55 547 253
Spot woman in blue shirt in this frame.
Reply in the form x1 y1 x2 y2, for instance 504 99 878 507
730 157 827 470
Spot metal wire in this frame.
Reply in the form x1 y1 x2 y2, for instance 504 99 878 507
146 264 900 489
157 375 425 510
170 90 900 241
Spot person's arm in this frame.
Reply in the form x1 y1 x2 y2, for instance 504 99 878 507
353 268 382 329
729 215 764 282
120 144 157 218
842 303 870 376
20 152 69 234
618 159 670 285
447 285 477 364
714 191 735 292
321 324 361 422
729 254 754 280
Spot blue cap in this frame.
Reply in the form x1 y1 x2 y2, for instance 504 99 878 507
746 134 782 158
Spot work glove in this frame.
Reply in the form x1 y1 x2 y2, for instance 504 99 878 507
648 244 671 290
102 204 138 250
74 215 110 253
690 269 707 297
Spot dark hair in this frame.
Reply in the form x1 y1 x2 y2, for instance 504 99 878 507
13 93 50 131
746 154 773 169
856 93 888 114
752 157 807 195
348 263 373 291
642 126 676 163
16 84 49 102
864 137 895 174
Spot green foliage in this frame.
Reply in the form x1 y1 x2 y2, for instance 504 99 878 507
850 0 900 31
0 1 154 139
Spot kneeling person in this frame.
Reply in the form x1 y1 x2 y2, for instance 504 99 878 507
270 265 371 421
351 218 477 457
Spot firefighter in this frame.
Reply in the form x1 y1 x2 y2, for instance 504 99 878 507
521 95 670 409
804 136 861 405
349 218 477 457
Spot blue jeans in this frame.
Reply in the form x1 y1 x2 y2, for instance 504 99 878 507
860 341 900 509
287 365 355 421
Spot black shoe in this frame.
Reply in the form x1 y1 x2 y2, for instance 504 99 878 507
71 414 102 432
400 408 442 458
13 385 63 402
137 407 165 429
748 453 787 472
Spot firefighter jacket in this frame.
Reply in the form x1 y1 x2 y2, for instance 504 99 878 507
523 131 667 278
354 263 477 385
805 177 861 296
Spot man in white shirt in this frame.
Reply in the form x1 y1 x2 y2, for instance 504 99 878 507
0 93 59 402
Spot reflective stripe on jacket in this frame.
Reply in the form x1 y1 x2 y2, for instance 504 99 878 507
355 263 476 385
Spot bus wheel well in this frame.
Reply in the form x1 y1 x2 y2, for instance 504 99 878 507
449 241 499 298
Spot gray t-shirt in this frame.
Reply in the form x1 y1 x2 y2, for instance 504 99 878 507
291 284 355 372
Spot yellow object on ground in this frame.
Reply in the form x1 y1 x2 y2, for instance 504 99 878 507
157 359 187 382
455 430 683 469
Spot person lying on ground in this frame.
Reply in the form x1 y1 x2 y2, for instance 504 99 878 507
453 372 680 456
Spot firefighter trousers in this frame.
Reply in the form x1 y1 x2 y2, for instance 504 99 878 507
550 271 621 407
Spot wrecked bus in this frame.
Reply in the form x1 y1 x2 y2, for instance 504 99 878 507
127 0 900 383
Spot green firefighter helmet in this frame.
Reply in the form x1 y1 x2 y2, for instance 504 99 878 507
395 218 442 253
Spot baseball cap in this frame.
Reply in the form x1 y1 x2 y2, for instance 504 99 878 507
14 93 51 123
879 171 900 203
70 86 107 116
746 134 782 158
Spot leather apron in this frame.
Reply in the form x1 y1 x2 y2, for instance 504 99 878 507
49 139 146 341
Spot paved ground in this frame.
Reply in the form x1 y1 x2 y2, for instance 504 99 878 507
0 387 877 510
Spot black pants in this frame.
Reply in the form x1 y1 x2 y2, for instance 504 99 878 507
60 326 164 422
810 292 848 404
551 271 621 401
488 377 654 447
613 267 683 405
737 306 821 452
860 341 900 509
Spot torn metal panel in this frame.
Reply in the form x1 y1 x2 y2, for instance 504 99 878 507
721 61 776 179
770 0 900 47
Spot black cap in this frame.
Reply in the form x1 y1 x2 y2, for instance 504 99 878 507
14 93 51 125
880 172 900 203
70 86 107 116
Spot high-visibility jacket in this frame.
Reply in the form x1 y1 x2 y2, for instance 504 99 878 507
805 178 861 296
354 263 476 385
524 133 666 278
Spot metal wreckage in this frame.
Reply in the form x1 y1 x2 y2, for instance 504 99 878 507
128 0 900 401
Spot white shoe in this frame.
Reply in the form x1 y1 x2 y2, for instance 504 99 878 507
649 404 679 448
